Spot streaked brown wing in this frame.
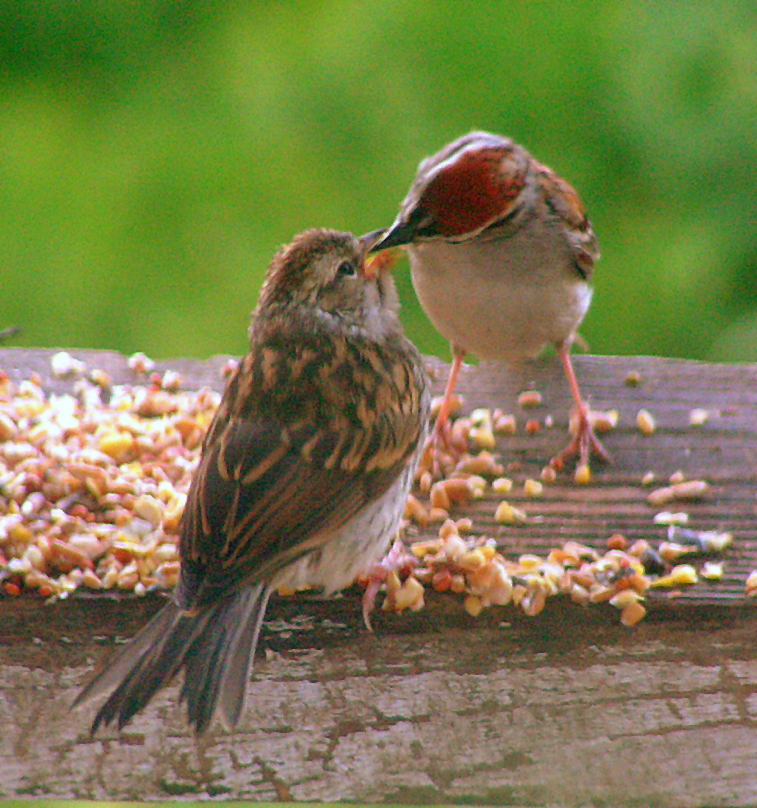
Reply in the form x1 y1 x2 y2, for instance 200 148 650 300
177 340 426 611
536 163 599 279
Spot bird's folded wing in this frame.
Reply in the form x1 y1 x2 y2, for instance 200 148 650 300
178 355 424 608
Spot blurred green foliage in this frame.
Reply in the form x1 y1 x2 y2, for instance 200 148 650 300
0 1 755 362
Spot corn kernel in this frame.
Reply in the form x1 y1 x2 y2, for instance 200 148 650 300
524 479 543 497
464 595 484 617
492 477 513 494
636 409 656 435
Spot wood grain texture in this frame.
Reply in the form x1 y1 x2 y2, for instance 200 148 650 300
1 348 757 805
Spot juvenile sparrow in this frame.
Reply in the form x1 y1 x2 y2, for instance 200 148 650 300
370 130 608 474
74 229 430 734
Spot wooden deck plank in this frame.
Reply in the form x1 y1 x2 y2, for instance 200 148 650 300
2 348 757 805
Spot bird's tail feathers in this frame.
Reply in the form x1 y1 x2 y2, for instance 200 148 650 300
73 584 270 735
181 583 270 733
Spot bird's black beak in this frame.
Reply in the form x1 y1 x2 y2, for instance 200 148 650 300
365 219 418 253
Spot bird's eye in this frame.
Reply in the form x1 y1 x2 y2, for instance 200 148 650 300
336 260 357 278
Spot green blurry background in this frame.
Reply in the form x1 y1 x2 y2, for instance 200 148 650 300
1 1 756 363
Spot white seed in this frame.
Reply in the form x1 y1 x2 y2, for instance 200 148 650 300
689 408 710 426
132 494 165 527
700 530 733 553
469 408 492 427
127 351 155 373
653 511 689 526
701 562 723 581
51 351 86 378
160 370 181 391
647 480 710 507
67 533 105 560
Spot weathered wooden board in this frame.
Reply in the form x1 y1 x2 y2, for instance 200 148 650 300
2 348 757 806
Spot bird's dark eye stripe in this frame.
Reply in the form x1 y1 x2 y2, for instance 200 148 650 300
337 261 356 278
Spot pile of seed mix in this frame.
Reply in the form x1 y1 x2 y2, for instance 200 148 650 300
0 352 743 625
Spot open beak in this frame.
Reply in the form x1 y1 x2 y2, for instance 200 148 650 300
360 229 402 279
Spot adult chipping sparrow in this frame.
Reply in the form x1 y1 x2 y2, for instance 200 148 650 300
74 229 430 734
370 130 608 474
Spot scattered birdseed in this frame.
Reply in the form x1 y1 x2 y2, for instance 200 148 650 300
493 411 517 435
700 561 723 581
455 451 504 477
3 357 741 628
667 525 732 553
653 511 689 526
525 418 540 435
491 477 513 495
689 408 710 426
590 409 619 432
540 465 557 484
606 534 627 551
127 351 155 374
51 351 86 379
0 361 219 599
658 542 699 563
620 601 646 626
517 390 543 408
574 463 591 485
494 501 527 525
647 480 710 507
430 393 464 420
470 423 496 451
650 564 698 588
523 479 543 497
374 515 732 627
636 408 656 435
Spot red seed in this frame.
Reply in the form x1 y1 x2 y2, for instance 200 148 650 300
432 569 453 592
606 534 628 551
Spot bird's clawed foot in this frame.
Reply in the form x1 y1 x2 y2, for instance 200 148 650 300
360 539 419 630
549 407 611 481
